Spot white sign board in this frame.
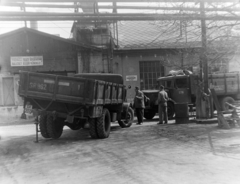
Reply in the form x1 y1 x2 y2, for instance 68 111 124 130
11 56 43 66
126 75 137 81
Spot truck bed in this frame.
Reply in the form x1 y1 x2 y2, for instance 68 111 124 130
209 73 240 95
19 71 125 106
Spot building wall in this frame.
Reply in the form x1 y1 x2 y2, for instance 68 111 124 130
0 31 78 75
113 50 199 102
90 52 108 73
0 30 94 106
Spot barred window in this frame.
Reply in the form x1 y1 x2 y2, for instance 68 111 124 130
140 61 165 90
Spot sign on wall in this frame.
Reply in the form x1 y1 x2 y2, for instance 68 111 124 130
126 75 137 81
11 56 43 66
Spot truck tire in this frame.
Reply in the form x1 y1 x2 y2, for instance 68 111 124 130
89 118 98 139
144 111 155 120
167 102 175 119
118 107 134 128
46 113 64 139
221 97 235 111
96 108 111 138
39 111 50 138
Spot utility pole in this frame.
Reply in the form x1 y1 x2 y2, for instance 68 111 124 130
200 2 210 118
200 2 208 93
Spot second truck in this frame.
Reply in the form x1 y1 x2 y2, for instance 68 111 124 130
143 72 240 120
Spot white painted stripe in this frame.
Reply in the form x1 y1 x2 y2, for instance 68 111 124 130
58 81 70 86
44 79 55 84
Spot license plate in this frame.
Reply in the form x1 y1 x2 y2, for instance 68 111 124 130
25 105 32 114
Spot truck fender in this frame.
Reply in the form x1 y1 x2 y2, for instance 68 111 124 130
118 102 133 121
168 98 176 105
121 102 131 116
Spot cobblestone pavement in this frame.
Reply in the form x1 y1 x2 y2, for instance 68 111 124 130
1 118 240 184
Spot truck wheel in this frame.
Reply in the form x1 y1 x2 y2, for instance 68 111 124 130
47 114 64 139
118 107 134 128
89 118 98 139
39 111 50 138
167 102 175 119
96 108 111 138
221 97 235 111
144 111 155 120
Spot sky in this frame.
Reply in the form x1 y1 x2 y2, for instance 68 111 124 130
0 2 154 38
0 3 77 38
0 2 239 39
0 2 191 38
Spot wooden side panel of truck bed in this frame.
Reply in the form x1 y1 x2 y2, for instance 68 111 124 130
209 73 240 95
19 71 125 106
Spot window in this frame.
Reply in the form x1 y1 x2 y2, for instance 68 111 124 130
175 78 188 88
140 61 165 90
166 80 172 88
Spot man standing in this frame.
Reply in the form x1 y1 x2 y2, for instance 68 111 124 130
158 85 169 124
133 86 145 125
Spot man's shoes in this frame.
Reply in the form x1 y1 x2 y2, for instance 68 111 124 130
136 122 143 125
157 122 163 124
164 122 168 124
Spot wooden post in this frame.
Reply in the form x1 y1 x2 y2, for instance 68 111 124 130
210 89 230 129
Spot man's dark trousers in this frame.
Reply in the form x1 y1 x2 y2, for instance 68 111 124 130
136 108 144 124
158 104 168 124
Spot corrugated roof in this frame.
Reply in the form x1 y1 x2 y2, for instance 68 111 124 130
113 21 202 50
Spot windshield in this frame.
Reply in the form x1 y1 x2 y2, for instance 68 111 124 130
158 80 172 88
175 78 188 88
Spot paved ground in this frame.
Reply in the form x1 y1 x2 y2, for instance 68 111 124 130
1 117 240 184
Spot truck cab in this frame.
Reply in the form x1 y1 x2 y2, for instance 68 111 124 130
142 73 197 120
157 75 197 105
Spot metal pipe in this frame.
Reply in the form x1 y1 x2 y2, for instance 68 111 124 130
2 14 240 21
2 3 240 12
3 0 239 3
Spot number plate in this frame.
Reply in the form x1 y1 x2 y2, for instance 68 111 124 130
25 105 32 114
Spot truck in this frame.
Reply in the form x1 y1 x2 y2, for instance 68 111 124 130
142 72 240 120
18 71 134 139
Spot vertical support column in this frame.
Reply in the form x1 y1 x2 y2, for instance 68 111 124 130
200 2 210 118
200 2 208 93
181 50 184 69
21 3 27 27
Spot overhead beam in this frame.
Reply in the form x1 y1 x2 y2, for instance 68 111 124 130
2 3 240 12
1 13 240 21
2 0 239 3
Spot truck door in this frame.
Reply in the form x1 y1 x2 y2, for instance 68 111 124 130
171 77 191 104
